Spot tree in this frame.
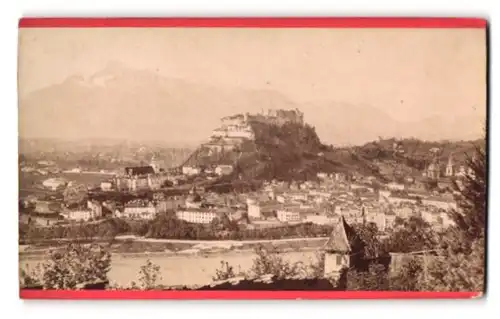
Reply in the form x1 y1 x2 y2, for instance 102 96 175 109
388 258 424 291
29 243 112 289
63 183 88 206
420 236 484 292
130 259 162 290
210 213 239 233
423 178 438 191
341 264 389 291
415 196 423 205
308 251 326 278
248 246 309 279
19 264 43 288
212 245 324 282
384 216 438 253
450 145 486 242
212 261 244 281
97 219 128 244
418 145 486 292
352 222 386 258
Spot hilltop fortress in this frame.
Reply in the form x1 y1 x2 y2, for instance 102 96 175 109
180 108 305 175
205 109 304 151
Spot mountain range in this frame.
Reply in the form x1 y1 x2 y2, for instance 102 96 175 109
19 62 484 147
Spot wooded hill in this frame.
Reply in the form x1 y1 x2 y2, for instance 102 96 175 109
186 116 483 191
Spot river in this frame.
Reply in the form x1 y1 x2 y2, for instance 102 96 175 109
20 249 320 288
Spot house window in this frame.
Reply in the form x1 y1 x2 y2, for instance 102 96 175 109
336 255 343 265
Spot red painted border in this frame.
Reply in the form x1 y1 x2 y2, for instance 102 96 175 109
20 290 480 300
19 17 486 28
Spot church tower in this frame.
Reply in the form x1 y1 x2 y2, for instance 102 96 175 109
426 159 440 180
150 154 160 174
445 154 454 177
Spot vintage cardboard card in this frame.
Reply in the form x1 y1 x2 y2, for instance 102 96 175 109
18 18 487 299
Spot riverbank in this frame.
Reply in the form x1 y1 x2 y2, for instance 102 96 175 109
19 236 329 257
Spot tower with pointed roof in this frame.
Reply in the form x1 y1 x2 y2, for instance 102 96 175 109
150 154 160 174
322 216 366 279
426 156 441 180
445 154 454 177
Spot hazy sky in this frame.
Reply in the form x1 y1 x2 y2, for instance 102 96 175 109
18 27 486 142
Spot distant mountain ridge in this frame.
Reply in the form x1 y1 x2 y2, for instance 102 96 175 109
19 62 484 146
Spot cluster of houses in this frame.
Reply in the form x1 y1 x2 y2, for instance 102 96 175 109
181 164 234 177
20 135 474 235
20 162 463 233
242 169 460 232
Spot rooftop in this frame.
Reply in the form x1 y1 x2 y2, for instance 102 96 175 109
323 216 365 253
423 196 456 203
124 166 155 176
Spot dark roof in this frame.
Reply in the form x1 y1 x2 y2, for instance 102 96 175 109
186 193 202 202
323 216 365 253
28 212 64 219
124 166 155 176
34 201 61 214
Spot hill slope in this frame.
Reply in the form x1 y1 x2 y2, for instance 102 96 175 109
186 117 484 192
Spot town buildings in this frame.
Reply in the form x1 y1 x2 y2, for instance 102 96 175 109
100 181 113 191
120 199 157 220
62 200 103 221
63 208 93 221
20 124 470 237
215 165 234 176
154 195 185 213
42 177 67 190
115 164 170 192
176 209 219 224
421 196 458 210
182 166 201 176
276 207 301 223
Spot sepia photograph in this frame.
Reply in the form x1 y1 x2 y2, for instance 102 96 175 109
17 18 487 296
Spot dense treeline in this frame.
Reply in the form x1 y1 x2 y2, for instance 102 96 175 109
19 213 333 243
19 218 130 244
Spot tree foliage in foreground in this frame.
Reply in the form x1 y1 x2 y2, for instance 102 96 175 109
422 144 486 292
212 245 324 282
130 259 162 290
450 145 486 242
20 243 111 290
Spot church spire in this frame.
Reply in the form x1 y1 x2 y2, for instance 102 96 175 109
447 153 454 165
445 153 454 177
150 153 160 174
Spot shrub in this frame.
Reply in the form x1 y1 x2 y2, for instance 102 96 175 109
20 243 111 290
130 259 162 290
